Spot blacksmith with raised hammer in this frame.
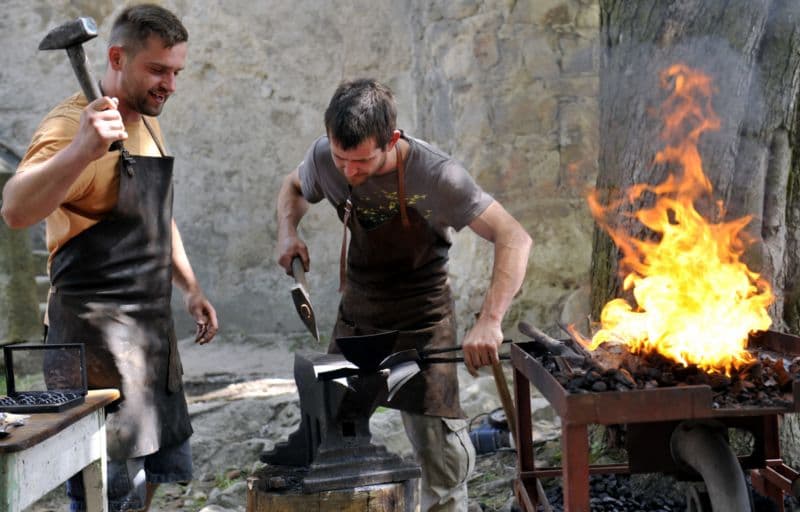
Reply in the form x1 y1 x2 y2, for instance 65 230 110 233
276 78 532 512
1 4 217 511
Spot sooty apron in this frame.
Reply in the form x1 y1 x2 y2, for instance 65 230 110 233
45 121 192 460
331 138 465 418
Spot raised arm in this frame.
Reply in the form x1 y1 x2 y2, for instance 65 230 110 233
461 201 532 375
276 166 312 274
1 97 127 228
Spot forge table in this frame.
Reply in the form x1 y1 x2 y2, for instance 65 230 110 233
510 337 800 512
0 388 120 511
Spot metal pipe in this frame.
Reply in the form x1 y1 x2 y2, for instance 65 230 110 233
670 421 752 512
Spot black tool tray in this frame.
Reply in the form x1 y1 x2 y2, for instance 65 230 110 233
0 343 87 413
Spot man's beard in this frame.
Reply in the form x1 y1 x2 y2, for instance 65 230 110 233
134 91 166 116
124 81 167 116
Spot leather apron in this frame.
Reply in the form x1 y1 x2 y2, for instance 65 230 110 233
331 141 465 418
45 124 192 460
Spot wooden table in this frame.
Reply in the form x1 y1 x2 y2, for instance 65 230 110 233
0 389 120 512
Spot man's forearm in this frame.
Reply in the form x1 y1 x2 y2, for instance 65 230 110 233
276 168 309 239
468 202 533 327
171 219 200 293
478 225 532 324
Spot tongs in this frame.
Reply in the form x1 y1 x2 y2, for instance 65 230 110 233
381 340 513 401
381 339 512 367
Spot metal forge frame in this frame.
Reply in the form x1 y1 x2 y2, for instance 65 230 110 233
510 330 800 512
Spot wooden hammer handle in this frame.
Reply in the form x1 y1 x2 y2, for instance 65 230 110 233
491 361 517 445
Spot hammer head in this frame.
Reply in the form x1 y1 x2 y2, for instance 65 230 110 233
39 17 98 51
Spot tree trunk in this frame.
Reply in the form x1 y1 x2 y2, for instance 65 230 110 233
595 0 800 465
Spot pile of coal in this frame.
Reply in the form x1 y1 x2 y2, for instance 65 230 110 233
532 474 793 512
539 348 800 409
535 474 684 512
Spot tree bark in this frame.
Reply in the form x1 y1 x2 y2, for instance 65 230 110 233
596 0 800 466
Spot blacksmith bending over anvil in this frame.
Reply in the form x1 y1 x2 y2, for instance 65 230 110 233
1 5 217 511
276 78 532 512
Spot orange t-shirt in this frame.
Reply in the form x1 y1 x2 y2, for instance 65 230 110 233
17 92 166 258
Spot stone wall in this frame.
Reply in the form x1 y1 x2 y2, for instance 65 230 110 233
0 148 41 344
0 0 599 342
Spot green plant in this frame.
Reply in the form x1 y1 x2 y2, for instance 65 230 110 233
588 424 628 464
213 468 247 491
0 372 48 395
188 495 207 512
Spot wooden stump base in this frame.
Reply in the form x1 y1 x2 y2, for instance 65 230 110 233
246 475 420 512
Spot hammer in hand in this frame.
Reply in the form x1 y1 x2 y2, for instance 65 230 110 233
39 17 122 152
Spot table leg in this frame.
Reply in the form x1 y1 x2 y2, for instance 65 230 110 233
82 415 108 512
513 367 541 511
514 368 534 473
760 415 784 511
562 424 590 512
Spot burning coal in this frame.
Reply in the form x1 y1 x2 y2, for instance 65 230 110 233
574 64 773 375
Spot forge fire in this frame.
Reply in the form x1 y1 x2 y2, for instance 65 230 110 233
571 64 774 377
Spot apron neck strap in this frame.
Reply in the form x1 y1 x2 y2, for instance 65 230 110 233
339 190 353 293
142 117 167 157
395 143 410 229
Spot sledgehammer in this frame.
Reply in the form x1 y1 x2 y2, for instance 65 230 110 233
39 17 122 151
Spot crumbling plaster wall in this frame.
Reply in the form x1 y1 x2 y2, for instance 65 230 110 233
0 0 599 342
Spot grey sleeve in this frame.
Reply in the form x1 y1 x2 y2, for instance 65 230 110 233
298 138 326 204
433 160 494 231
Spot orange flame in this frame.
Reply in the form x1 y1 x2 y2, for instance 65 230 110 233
583 64 773 374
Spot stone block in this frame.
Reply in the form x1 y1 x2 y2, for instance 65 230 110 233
494 93 559 137
427 0 481 21
576 3 601 29
560 35 598 75
527 150 562 192
510 0 572 26
520 33 561 79
552 75 600 98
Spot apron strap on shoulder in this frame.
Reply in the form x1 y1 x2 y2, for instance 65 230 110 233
339 194 353 292
396 144 410 229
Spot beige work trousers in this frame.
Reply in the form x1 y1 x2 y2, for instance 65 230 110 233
402 411 477 512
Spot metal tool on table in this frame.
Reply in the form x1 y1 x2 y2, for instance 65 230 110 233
518 320 588 363
0 413 28 439
38 16 122 152
290 256 319 341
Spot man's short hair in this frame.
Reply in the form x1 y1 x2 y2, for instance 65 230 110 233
109 3 188 53
324 79 397 150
